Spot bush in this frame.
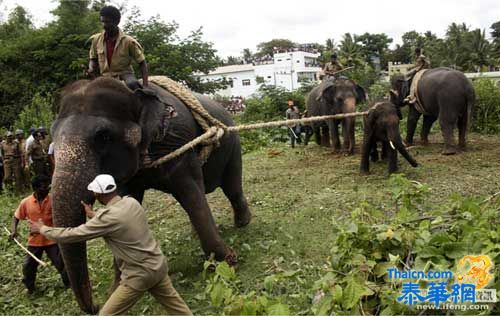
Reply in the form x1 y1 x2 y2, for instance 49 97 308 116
368 80 391 102
13 93 55 133
472 78 500 134
241 85 306 123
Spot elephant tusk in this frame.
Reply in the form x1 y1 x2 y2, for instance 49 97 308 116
390 89 399 96
390 141 396 150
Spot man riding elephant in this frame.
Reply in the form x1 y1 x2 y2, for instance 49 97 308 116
322 53 344 79
87 5 149 90
404 47 431 105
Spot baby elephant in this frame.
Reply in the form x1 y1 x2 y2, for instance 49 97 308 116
360 101 418 175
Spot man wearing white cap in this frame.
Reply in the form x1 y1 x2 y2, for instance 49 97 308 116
29 174 191 315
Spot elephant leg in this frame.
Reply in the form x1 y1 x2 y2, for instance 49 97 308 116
387 145 398 174
314 127 321 145
329 121 341 152
360 137 373 175
321 126 331 147
221 153 251 228
342 118 355 155
171 178 231 262
406 106 421 145
439 116 457 155
370 143 379 162
457 113 468 150
421 115 437 145
381 142 388 161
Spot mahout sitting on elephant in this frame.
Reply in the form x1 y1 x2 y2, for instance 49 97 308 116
50 77 251 313
390 68 475 155
306 77 366 154
360 101 418 175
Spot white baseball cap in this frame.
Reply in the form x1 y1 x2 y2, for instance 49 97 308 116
87 174 117 194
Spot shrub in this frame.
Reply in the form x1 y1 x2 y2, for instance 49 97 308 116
13 92 55 134
472 78 500 134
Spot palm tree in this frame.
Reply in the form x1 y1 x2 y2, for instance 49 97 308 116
467 29 492 71
339 33 364 66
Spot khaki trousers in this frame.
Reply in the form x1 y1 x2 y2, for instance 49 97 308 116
99 274 192 316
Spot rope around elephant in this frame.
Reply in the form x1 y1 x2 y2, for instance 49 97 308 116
149 111 369 168
148 75 372 168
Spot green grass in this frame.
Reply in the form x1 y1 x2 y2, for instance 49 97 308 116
1 132 500 315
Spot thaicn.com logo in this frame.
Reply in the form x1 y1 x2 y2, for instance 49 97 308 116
388 255 496 311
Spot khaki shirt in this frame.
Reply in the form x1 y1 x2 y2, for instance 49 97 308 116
0 140 21 162
323 61 344 74
27 140 46 161
89 30 146 77
41 196 168 291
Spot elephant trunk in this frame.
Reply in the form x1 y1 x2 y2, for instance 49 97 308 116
52 138 99 314
388 128 418 167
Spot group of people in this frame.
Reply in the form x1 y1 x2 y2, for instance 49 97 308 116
226 96 246 114
0 127 53 193
8 5 192 316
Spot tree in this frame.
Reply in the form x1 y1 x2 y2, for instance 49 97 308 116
123 9 226 93
242 48 253 64
356 32 393 67
338 33 364 67
490 21 500 63
255 39 295 57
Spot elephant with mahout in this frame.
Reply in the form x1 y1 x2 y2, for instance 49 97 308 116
306 78 366 154
390 67 475 155
360 101 418 175
50 77 251 313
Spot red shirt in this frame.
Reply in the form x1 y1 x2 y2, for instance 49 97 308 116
105 34 117 66
15 193 55 247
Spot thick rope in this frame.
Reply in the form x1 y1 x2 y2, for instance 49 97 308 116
149 111 369 168
149 76 227 162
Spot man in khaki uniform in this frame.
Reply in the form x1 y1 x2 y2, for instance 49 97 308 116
30 174 191 316
15 129 29 189
405 47 431 104
323 53 344 79
87 6 149 90
1 131 23 192
27 132 49 178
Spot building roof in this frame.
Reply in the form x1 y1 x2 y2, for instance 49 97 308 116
205 64 255 75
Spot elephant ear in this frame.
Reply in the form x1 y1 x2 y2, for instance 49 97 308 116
355 84 367 104
134 88 177 151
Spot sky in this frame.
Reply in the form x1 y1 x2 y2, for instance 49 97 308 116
1 0 499 58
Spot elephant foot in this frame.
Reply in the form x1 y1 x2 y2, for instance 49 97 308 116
234 211 251 228
404 140 413 147
420 139 429 146
458 143 467 151
224 247 238 266
360 170 370 176
442 146 457 155
83 304 100 315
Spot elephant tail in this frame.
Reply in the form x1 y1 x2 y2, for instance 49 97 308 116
465 84 475 131
388 128 418 167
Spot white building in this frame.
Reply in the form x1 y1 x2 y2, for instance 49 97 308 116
197 50 322 97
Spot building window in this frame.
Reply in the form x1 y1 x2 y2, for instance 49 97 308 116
242 79 251 86
267 76 272 78
296 60 300 63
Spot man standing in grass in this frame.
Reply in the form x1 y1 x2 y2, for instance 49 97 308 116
10 175 69 294
30 174 191 315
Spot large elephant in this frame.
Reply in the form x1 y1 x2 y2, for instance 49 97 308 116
306 78 366 154
51 77 251 313
360 101 418 175
390 68 475 154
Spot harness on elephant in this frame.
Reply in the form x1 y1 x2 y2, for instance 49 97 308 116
148 76 228 164
408 69 429 115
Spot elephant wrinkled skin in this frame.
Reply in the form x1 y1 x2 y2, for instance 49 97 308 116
51 77 251 313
